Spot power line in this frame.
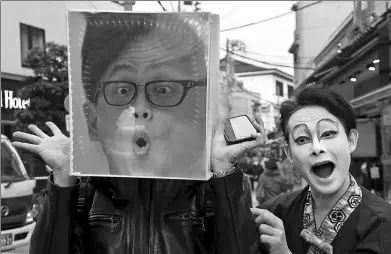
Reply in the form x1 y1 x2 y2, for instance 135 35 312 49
169 1 175 11
245 48 316 60
220 47 315 70
220 1 323 32
235 53 315 70
219 44 317 60
157 1 167 11
89 1 98 10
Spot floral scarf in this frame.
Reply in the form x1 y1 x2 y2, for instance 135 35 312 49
300 174 362 254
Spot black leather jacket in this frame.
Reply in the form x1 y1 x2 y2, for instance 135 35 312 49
30 170 261 254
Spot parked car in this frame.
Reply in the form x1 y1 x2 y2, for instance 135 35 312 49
1 134 38 251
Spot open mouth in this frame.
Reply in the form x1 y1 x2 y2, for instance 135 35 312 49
311 161 335 179
132 130 151 157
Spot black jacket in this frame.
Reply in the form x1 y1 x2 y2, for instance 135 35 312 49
30 170 262 254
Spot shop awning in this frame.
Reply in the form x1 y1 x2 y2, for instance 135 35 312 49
350 83 391 109
299 10 390 87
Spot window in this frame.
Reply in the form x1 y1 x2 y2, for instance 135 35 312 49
276 81 283 97
288 85 294 98
1 141 25 183
20 23 45 67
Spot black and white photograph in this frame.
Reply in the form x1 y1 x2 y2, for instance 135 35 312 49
2 1 391 254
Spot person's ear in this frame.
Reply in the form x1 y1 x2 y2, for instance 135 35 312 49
348 129 359 153
284 145 293 162
83 101 99 141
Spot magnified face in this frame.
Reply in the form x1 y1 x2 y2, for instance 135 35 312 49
285 106 358 196
84 20 207 178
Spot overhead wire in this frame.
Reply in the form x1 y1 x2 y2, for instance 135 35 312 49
89 1 98 10
157 1 167 11
220 47 315 70
169 1 175 12
244 48 316 60
220 1 323 32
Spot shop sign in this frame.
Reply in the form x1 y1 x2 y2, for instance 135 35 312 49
1 90 30 110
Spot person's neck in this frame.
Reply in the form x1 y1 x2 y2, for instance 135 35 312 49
311 175 351 215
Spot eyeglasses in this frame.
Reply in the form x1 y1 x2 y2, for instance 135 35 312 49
98 80 206 107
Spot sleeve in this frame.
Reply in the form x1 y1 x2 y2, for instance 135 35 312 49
29 174 81 254
352 218 391 254
243 174 253 207
256 173 264 191
208 170 264 254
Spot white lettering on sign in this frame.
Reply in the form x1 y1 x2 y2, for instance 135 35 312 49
0 90 30 109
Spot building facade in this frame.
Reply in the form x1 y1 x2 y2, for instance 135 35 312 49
220 57 295 133
289 1 391 202
289 1 355 86
1 1 123 139
219 71 260 120
1 1 124 183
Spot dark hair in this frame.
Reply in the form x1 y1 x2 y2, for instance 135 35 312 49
279 84 356 142
265 158 278 170
80 12 208 103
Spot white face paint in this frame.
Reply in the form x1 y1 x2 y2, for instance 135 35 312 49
285 106 358 196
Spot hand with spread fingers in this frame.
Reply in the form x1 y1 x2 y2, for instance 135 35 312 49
12 122 76 187
211 114 267 174
251 208 292 254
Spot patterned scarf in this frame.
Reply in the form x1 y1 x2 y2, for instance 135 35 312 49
300 174 362 254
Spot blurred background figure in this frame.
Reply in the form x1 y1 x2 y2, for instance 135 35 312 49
279 156 302 192
255 157 289 206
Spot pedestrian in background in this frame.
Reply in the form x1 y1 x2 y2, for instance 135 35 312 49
255 157 289 206
279 156 302 192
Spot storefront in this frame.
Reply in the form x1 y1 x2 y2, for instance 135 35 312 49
300 10 391 201
350 84 391 202
0 74 48 186
1 74 29 140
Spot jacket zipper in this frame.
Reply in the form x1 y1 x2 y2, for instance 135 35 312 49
88 214 120 232
148 181 156 254
129 211 135 254
165 211 206 231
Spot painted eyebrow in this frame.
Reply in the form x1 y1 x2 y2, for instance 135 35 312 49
316 118 338 129
291 123 307 134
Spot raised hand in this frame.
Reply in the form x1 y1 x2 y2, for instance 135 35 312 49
211 114 266 173
251 208 292 254
12 122 76 186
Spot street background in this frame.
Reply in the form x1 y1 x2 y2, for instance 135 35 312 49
2 1 391 253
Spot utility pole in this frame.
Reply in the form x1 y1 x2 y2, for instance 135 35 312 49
225 38 235 117
178 1 181 11
124 0 134 11
225 38 246 117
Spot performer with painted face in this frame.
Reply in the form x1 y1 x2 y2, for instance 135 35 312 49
251 85 391 254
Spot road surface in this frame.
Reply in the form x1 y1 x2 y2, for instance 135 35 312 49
3 244 29 254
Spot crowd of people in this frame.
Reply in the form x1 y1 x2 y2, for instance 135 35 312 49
238 152 303 207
